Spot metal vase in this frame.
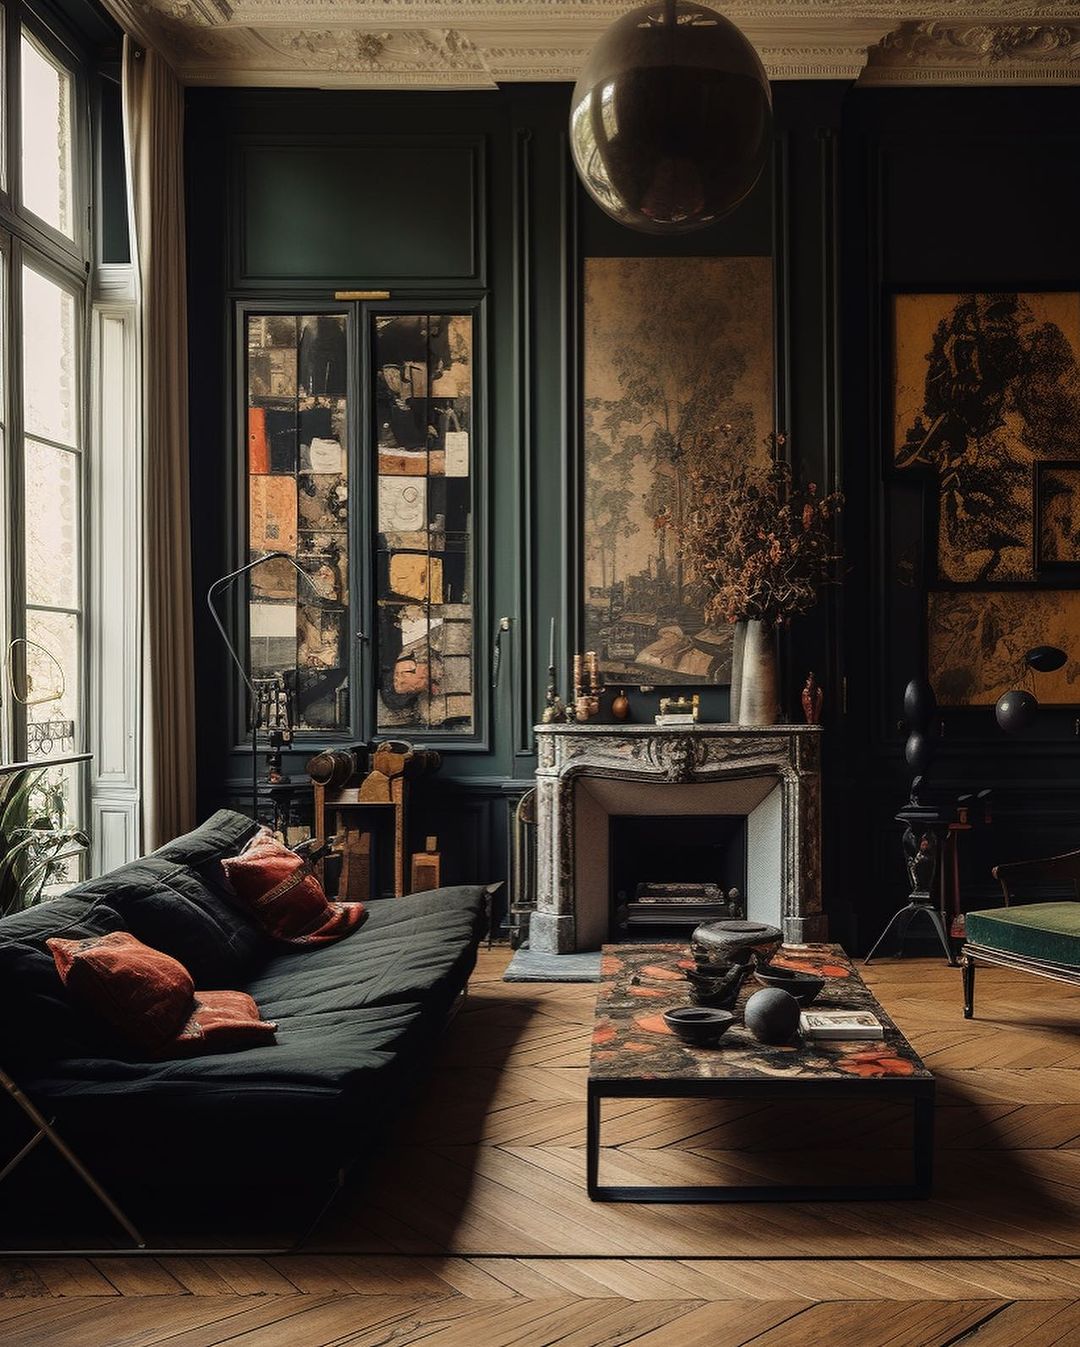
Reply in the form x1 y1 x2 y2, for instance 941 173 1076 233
728 618 747 723
738 619 780 726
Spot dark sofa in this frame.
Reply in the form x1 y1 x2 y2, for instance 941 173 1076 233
0 809 488 1229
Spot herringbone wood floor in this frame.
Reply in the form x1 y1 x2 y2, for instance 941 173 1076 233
5 949 1080 1345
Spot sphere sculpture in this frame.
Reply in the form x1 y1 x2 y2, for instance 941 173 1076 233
743 987 801 1045
569 0 772 234
995 689 1038 734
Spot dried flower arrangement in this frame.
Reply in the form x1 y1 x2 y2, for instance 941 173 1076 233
675 429 844 627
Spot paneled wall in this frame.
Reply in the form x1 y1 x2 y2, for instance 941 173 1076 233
187 81 1080 945
835 88 1080 951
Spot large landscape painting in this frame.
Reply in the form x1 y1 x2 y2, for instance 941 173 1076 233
583 257 773 684
894 292 1080 582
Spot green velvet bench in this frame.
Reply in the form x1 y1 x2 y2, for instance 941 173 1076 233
961 850 1080 1018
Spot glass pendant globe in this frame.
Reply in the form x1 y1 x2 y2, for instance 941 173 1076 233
569 0 772 234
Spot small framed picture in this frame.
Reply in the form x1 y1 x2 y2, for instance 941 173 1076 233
1035 461 1080 570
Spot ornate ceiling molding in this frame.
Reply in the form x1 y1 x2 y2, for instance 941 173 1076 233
861 20 1080 83
101 1 1080 87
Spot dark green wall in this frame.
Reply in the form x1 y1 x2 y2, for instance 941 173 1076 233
186 80 1080 945
185 82 847 919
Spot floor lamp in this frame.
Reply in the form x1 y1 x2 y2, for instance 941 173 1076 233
207 551 322 822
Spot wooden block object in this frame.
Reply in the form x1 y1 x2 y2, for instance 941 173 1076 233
339 826 372 903
410 837 441 894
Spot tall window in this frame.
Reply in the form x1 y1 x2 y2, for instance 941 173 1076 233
0 8 90 880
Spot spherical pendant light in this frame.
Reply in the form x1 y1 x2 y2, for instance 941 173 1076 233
569 0 772 234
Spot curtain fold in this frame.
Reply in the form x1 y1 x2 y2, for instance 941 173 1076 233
122 37 196 850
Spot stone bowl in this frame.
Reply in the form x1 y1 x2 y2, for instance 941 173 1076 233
684 962 749 1010
663 1006 736 1047
691 919 783 967
752 966 825 1007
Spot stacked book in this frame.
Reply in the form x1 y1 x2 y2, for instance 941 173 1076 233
799 1009 884 1040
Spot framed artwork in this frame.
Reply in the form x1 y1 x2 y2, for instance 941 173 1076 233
582 256 774 685
928 589 1080 706
893 291 1080 583
246 311 351 731
1035 461 1080 569
373 311 475 735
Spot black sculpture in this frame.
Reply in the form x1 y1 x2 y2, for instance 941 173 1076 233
864 680 956 966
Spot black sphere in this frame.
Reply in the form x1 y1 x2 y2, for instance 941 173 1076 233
995 689 1038 734
902 678 937 731
569 0 772 234
904 730 934 773
743 987 801 1045
1026 645 1067 673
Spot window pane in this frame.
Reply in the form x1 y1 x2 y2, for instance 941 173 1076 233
23 608 79 760
22 264 77 446
376 313 474 735
246 313 350 732
20 31 74 238
24 440 78 607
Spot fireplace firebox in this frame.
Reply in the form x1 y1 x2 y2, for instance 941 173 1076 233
610 814 747 939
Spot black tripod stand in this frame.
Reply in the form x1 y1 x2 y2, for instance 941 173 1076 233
864 798 956 967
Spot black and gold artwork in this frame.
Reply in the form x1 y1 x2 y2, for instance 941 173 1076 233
246 312 350 730
894 292 1080 583
1036 462 1080 568
374 313 475 733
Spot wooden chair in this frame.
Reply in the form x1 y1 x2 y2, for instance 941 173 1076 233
960 848 1080 1018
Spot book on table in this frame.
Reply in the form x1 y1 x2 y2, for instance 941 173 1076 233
799 1009 884 1040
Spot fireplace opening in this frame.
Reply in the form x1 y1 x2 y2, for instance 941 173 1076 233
610 814 748 940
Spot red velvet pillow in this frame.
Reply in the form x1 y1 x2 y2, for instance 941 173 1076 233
48 933 278 1058
47 932 195 1053
221 828 365 946
173 991 277 1055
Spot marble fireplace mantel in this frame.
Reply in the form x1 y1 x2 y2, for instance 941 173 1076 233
532 722 825 954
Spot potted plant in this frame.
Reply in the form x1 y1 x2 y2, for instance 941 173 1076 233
677 430 843 725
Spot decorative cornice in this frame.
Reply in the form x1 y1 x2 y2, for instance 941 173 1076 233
100 1 1080 86
861 19 1080 83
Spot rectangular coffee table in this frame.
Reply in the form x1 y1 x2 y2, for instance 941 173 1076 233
588 943 934 1203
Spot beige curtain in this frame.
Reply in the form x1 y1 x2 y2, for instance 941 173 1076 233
122 38 196 850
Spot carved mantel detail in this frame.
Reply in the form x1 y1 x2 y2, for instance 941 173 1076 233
532 722 825 954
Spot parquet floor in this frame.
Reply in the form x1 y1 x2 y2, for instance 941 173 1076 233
5 949 1080 1345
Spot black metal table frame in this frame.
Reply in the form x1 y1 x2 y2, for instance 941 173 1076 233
587 1075 935 1203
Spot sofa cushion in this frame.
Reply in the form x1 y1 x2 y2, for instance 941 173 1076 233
53 810 270 987
83 862 270 988
48 932 196 1053
0 898 131 1063
221 828 366 946
965 901 1080 967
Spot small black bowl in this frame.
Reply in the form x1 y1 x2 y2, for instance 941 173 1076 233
663 1006 736 1046
753 966 825 1007
685 962 748 1010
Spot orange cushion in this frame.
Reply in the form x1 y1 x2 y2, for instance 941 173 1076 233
48 932 278 1058
47 932 194 1052
221 828 365 946
173 990 277 1055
